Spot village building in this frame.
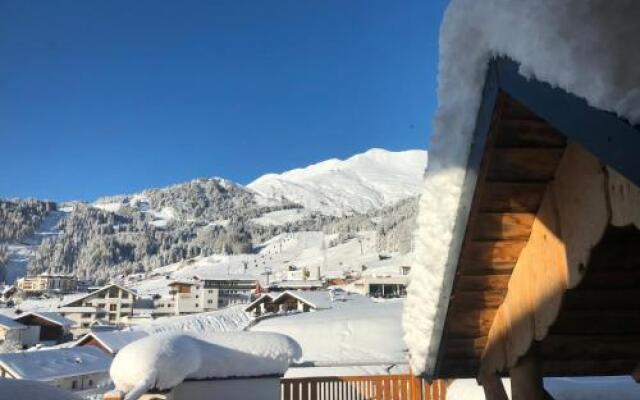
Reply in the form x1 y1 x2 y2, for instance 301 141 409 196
0 346 111 392
57 306 106 333
244 290 332 317
13 311 74 345
348 276 409 298
153 280 219 317
196 275 258 308
0 315 31 349
62 283 137 325
268 279 324 292
16 273 77 294
75 329 148 355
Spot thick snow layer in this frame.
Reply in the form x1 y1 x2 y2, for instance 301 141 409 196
0 378 80 400
252 300 405 365
404 0 640 374
110 332 301 398
131 305 251 335
249 149 427 215
447 377 640 400
75 330 149 354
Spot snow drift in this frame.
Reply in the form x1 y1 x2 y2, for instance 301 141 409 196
110 331 301 399
404 0 640 375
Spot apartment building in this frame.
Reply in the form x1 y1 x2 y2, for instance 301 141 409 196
62 284 137 325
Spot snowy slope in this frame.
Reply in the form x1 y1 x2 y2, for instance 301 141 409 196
248 149 427 215
3 210 66 283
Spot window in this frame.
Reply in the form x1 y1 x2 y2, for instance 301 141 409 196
82 313 92 318
207 300 213 304
195 303 199 308
121 303 129 308
122 292 129 299
71 380 77 389
109 304 117 311
88 379 93 387
195 295 199 299
81 322 90 328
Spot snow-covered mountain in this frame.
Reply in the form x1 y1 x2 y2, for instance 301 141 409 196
1 148 426 283
248 149 427 215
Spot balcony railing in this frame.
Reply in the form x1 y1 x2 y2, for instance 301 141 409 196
280 374 446 400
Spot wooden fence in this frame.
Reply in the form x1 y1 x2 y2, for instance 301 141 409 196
281 374 446 400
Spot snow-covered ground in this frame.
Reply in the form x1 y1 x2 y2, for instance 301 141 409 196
251 297 405 365
131 305 251 335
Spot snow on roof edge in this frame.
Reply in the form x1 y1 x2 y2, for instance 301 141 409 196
403 0 640 375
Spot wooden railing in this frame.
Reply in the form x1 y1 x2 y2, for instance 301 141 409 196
281 374 446 400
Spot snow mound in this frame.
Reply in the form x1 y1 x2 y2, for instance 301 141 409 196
249 149 427 215
404 0 640 375
110 332 301 399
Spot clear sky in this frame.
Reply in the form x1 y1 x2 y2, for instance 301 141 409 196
0 0 448 202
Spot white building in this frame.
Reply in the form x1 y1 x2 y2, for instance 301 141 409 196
0 346 111 392
75 329 148 355
0 315 31 349
62 284 138 325
348 276 409 298
153 280 219 316
16 273 77 294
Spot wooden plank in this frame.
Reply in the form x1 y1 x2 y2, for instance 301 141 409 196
495 120 566 148
487 148 564 181
447 308 497 337
451 291 506 309
479 182 547 213
283 381 291 400
472 212 535 240
444 336 488 359
455 275 512 292
460 240 527 266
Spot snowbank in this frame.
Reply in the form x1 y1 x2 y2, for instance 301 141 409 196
0 378 80 400
110 331 301 399
132 305 251 335
404 0 640 374
252 301 405 364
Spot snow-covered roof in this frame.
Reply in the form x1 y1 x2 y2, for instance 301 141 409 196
0 347 111 381
15 311 75 327
58 306 97 314
62 283 137 307
244 293 275 311
0 315 26 330
403 0 640 375
270 280 324 289
0 378 81 400
76 330 148 354
193 273 257 282
275 291 333 310
110 332 301 396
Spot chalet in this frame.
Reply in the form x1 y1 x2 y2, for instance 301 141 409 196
62 283 137 325
404 3 640 398
0 346 111 392
244 291 332 317
244 293 277 317
13 311 74 344
75 329 148 355
0 315 30 348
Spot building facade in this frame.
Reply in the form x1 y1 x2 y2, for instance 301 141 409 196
63 284 137 325
16 273 77 294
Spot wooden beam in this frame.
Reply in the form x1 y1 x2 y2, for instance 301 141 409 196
495 120 566 148
510 346 550 400
460 240 528 266
479 373 509 400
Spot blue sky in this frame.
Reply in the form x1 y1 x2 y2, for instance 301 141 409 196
0 0 448 201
